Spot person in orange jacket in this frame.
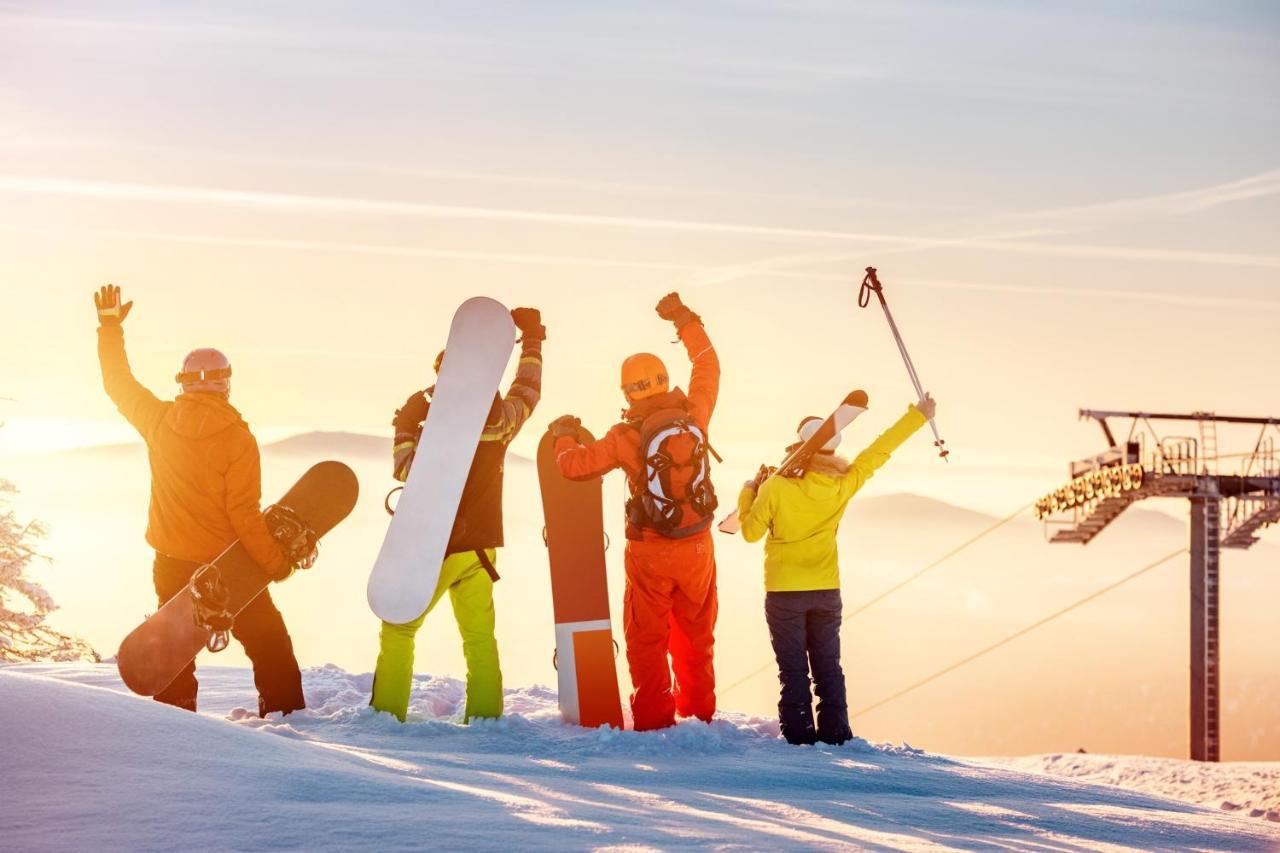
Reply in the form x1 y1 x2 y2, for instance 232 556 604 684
93 284 304 716
550 292 720 731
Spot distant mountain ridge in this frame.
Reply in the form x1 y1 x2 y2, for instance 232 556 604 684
264 430 388 457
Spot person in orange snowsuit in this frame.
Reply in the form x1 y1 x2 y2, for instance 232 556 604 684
550 292 720 731
93 284 304 716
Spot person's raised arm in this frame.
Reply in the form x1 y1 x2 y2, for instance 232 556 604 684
843 395 935 494
94 285 168 439
656 292 719 427
483 307 545 444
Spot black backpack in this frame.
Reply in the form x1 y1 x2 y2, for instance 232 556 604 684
626 404 718 538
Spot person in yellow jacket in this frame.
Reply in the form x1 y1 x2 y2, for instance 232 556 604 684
736 393 937 745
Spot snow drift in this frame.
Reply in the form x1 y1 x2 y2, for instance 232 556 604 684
2 664 1277 851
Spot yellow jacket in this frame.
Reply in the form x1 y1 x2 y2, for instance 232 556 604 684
737 405 927 592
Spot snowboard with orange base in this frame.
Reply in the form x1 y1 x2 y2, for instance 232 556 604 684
537 426 626 729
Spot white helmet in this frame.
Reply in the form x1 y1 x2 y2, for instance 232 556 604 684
176 348 232 396
797 416 841 453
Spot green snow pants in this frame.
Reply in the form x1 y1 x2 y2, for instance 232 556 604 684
370 549 502 723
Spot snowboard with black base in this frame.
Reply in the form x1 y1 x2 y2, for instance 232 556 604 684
117 461 358 697
537 426 626 730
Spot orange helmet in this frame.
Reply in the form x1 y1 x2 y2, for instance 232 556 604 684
620 353 669 402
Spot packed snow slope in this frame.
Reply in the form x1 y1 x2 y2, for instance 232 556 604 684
994 754 1280 824
3 665 1277 852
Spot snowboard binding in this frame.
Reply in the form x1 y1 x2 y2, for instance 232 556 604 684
266 504 319 578
188 563 234 653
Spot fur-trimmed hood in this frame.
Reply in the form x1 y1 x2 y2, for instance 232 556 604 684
806 452 850 477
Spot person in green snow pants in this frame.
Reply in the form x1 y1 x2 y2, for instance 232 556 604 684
370 307 545 722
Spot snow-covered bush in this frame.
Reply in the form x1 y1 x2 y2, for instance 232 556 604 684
0 477 98 662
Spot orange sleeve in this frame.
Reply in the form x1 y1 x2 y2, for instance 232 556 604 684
679 320 719 429
224 435 286 573
555 426 626 481
97 326 168 439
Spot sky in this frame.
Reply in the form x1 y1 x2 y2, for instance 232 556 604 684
0 2 1278 755
1 1 1277 480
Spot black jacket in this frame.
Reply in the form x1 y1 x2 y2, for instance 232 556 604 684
392 338 542 555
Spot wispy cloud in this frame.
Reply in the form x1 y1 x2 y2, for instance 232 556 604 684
7 224 1278 314
675 168 1280 288
3 176 1278 270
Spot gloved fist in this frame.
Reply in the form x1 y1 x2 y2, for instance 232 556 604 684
549 414 582 439
745 463 776 492
94 284 133 327
511 307 546 342
916 393 937 420
655 291 695 325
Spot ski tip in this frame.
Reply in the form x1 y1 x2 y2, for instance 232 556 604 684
846 389 869 407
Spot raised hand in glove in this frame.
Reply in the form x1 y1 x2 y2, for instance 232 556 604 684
549 414 582 439
94 284 133 327
511 307 546 342
915 392 937 420
655 292 697 329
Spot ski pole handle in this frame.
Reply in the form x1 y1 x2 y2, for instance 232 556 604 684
859 267 949 460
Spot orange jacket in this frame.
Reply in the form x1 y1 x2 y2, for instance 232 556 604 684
97 326 285 572
555 319 719 541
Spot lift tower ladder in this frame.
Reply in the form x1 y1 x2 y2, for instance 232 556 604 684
1036 409 1280 762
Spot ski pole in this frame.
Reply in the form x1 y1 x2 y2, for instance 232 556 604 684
858 266 949 460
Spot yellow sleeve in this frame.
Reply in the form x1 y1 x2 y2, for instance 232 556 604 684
843 405 928 496
737 480 775 543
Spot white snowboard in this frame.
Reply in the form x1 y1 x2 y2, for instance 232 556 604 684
367 297 516 624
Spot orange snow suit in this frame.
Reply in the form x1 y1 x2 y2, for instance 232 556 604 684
555 319 720 730
96 325 285 573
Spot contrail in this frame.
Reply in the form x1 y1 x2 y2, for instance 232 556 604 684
0 176 935 245
3 175 1279 269
675 167 1280 287
7 224 1278 313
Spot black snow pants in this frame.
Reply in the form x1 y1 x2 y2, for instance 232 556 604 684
765 589 851 746
152 553 305 717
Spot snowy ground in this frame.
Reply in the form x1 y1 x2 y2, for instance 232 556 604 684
2 664 1278 852
992 754 1280 824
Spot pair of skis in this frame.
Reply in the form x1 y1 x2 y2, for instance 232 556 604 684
719 267 946 535
717 391 869 534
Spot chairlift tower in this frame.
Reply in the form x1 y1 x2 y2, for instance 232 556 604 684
1036 410 1280 762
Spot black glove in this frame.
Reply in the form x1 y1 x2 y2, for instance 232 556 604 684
265 505 318 582
511 307 546 342
94 284 133 327
392 390 429 432
549 414 582 439
655 292 697 330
